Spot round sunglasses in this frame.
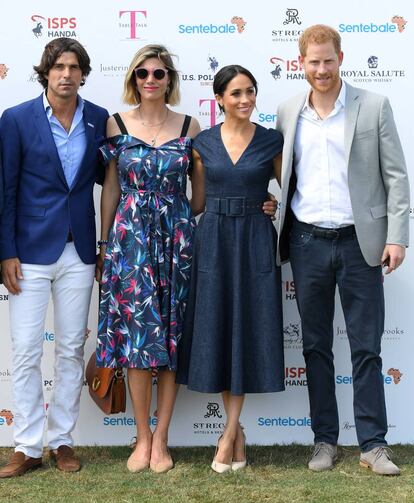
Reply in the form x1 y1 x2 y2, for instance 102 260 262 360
134 68 168 80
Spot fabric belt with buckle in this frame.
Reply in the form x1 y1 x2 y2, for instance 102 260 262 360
293 219 356 239
205 197 263 217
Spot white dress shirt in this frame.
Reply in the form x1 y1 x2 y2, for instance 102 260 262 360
291 82 354 228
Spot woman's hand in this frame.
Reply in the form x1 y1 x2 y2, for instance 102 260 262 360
95 249 105 283
263 193 278 220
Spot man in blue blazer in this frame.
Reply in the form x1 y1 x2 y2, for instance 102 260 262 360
0 38 108 478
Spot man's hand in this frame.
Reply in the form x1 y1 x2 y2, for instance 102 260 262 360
263 193 278 220
1 258 23 294
381 244 406 274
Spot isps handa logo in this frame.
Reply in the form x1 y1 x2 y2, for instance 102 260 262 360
193 402 226 435
0 64 9 80
282 279 296 300
178 16 247 35
0 409 14 426
285 367 307 387
31 15 77 38
269 56 305 82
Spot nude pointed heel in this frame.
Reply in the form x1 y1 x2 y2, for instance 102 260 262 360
232 427 247 471
211 435 232 474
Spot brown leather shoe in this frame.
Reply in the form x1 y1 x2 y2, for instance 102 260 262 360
49 446 81 472
0 451 42 478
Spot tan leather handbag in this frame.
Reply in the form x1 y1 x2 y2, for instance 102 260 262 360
85 353 126 414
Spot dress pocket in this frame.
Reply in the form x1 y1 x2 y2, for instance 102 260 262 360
197 214 217 273
254 217 273 273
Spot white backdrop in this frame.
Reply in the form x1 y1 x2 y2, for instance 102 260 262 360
0 1 413 447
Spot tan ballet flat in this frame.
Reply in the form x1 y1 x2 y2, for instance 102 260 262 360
127 451 150 473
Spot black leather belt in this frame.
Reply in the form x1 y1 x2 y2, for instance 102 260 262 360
205 197 263 217
293 219 356 239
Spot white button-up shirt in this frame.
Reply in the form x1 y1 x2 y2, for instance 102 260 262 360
291 82 354 228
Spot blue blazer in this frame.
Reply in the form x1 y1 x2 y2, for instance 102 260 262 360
0 94 109 265
0 149 3 215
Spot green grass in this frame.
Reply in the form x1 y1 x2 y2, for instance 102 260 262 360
0 445 413 503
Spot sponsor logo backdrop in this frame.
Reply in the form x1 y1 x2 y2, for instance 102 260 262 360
0 0 413 446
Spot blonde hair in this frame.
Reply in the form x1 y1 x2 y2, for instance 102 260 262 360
123 44 180 106
299 24 342 57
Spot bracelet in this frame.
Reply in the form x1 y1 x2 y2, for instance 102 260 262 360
97 240 108 248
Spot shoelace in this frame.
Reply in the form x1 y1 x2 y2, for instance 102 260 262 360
311 443 335 458
373 446 393 463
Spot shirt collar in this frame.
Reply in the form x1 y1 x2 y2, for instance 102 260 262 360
302 80 346 115
43 91 84 119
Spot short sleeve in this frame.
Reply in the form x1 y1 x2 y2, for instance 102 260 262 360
192 128 210 157
266 128 284 158
99 138 118 166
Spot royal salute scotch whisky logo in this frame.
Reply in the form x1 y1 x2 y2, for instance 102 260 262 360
0 409 14 426
340 55 405 84
0 64 9 80
193 403 225 435
118 10 148 39
30 15 77 38
271 8 304 43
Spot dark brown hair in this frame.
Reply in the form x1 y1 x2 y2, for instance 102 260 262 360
33 37 91 89
213 65 258 113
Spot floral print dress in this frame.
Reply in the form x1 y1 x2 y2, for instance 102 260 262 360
96 115 195 370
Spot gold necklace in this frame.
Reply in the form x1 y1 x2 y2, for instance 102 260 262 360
138 107 169 146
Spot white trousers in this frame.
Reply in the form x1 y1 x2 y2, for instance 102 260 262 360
9 243 95 458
